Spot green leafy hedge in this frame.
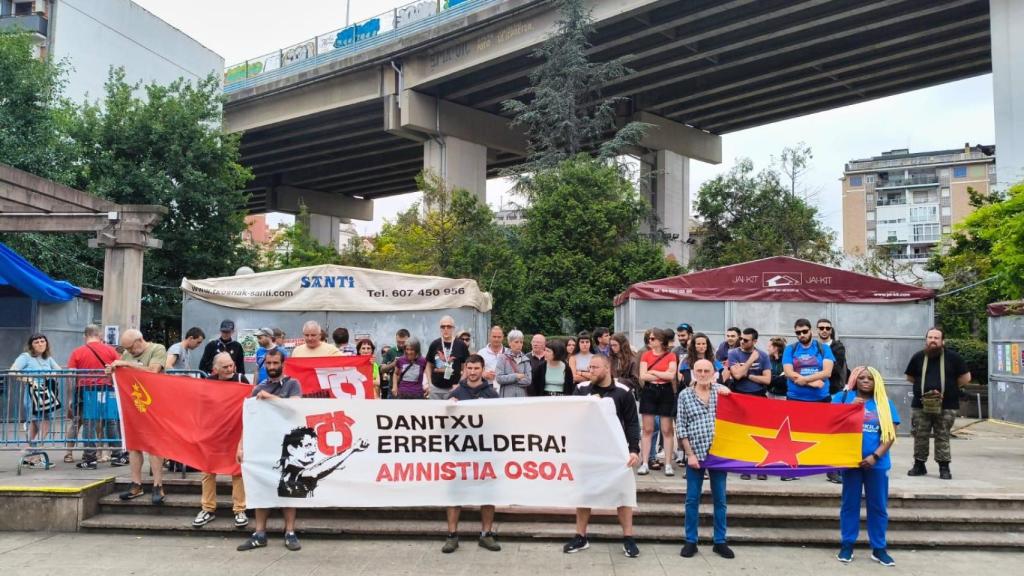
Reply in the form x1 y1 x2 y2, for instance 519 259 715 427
946 338 987 383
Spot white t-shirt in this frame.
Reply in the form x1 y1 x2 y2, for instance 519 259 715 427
478 346 507 372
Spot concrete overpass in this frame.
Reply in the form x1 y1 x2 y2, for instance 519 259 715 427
224 0 1017 264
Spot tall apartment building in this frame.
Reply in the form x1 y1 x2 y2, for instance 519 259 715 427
0 0 221 105
842 144 996 262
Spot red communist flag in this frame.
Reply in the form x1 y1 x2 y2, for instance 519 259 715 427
283 355 376 398
112 367 251 475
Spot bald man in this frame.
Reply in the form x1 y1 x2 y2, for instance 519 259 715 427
424 315 469 399
291 321 340 358
109 329 168 505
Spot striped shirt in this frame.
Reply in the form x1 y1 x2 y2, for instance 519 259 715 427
675 384 722 462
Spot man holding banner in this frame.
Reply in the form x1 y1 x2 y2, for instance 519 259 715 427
237 349 305 552
676 359 735 560
443 354 501 553
564 354 641 558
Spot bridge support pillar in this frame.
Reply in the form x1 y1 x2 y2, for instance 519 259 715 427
992 0 1024 189
423 135 487 203
307 213 342 249
641 149 691 266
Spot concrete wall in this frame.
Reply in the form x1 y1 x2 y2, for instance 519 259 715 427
841 177 866 256
991 0 1024 189
0 481 113 532
988 312 1024 424
616 298 934 432
51 0 223 105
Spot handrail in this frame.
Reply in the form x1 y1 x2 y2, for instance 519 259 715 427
223 0 497 94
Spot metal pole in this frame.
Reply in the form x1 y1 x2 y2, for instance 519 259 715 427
977 393 982 419
345 0 351 26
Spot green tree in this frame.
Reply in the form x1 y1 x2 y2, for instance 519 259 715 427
692 157 838 269
501 0 647 176
0 32 98 289
928 185 1021 339
266 204 343 268
64 70 256 336
519 156 679 333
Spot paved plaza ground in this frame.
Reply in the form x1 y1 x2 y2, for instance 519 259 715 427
0 532 1021 576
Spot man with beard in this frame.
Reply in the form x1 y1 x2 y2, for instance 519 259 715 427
564 354 641 558
237 349 304 552
904 328 970 479
783 318 835 403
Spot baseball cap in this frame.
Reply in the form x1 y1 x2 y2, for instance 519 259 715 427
220 320 235 332
676 323 692 332
255 327 274 338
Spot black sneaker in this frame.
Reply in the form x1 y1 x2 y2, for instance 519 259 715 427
680 542 698 558
939 463 952 480
111 454 130 467
151 485 165 505
740 474 751 480
563 534 589 554
713 543 735 559
622 536 640 558
827 471 843 484
284 532 301 551
119 483 144 501
237 533 268 551
76 460 97 470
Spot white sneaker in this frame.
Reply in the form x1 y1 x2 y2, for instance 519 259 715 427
191 510 215 528
664 463 675 477
674 450 685 465
234 511 249 528
637 462 649 475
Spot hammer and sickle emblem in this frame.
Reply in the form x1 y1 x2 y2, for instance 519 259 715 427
130 380 152 413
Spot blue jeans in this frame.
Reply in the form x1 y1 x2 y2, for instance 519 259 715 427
648 416 661 462
685 466 727 544
840 467 889 549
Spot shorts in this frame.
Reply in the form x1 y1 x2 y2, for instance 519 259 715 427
639 383 675 416
82 389 120 420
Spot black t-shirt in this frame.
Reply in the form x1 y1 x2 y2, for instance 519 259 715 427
905 348 969 409
425 337 469 389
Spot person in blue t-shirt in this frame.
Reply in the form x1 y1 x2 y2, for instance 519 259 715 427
782 318 835 402
254 327 289 384
831 366 899 567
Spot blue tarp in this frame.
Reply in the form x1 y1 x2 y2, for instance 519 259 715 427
0 242 81 303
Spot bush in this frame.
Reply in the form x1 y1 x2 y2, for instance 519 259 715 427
945 338 987 383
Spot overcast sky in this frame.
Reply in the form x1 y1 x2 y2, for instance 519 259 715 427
133 0 996 244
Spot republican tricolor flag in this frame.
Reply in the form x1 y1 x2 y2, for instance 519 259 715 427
706 393 863 476
283 355 375 399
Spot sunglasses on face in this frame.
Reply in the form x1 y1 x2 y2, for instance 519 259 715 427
795 329 810 335
817 326 832 331
440 325 454 329
740 337 753 343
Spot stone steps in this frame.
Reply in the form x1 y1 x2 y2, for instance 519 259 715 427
94 492 1024 532
78 513 1024 550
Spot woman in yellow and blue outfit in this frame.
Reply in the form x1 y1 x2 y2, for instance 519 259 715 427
832 366 899 567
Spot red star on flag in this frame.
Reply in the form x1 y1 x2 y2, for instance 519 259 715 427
751 417 818 468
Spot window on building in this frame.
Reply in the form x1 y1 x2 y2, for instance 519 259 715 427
938 168 950 178
953 166 967 178
886 231 898 243
941 206 951 217
866 175 876 184
941 187 950 198
867 230 876 242
866 211 875 221
910 206 938 223
913 190 938 204
942 225 951 234
13 2 34 16
849 175 863 187
913 223 940 242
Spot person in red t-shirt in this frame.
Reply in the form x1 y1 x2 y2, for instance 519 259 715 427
66 324 121 469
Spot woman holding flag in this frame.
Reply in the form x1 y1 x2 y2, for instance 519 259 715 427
832 366 899 567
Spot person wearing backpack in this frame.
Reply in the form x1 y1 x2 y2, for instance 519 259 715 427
783 318 835 404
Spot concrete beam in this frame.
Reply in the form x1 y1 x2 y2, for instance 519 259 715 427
397 90 526 155
424 135 487 202
992 0 1024 189
224 66 385 134
0 163 117 212
404 0 662 89
270 185 373 221
635 112 721 165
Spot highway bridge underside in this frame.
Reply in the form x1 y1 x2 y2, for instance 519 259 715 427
234 0 997 257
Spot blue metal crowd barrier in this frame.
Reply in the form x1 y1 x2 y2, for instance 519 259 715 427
0 369 207 475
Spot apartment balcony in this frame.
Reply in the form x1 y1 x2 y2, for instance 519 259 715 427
876 174 939 189
911 233 940 244
876 197 907 207
0 14 48 36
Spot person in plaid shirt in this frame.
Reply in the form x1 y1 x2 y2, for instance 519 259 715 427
676 359 734 560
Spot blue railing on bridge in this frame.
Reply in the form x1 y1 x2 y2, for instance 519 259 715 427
223 0 498 94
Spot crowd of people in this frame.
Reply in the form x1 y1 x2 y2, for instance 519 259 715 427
7 315 972 565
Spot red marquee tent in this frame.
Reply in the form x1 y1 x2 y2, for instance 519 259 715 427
614 256 934 305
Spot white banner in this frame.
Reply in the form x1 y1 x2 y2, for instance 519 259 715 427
181 264 492 312
241 397 636 509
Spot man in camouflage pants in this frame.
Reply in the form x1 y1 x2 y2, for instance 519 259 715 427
904 328 971 480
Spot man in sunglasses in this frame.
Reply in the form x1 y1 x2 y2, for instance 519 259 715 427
424 316 469 400
782 318 835 404
816 319 848 395
728 328 772 480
